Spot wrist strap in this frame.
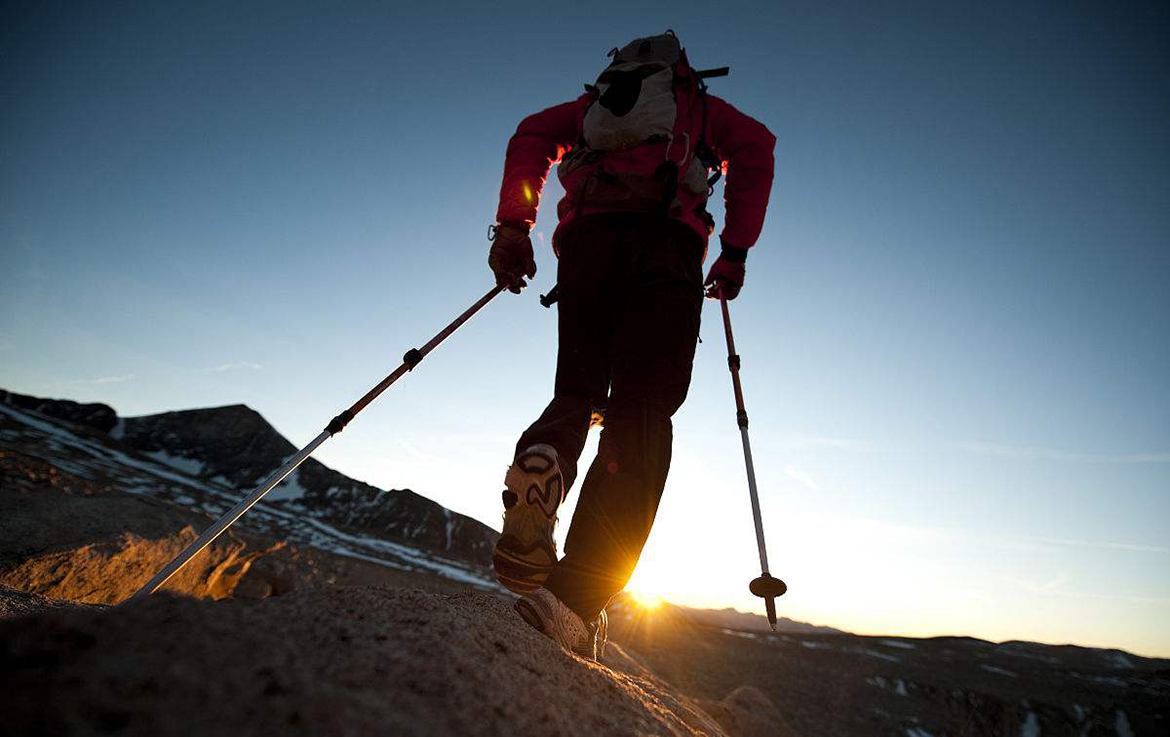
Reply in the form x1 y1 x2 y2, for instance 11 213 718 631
488 221 531 241
720 246 748 264
499 220 531 235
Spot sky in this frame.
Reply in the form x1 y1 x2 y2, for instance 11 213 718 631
2 1 1167 656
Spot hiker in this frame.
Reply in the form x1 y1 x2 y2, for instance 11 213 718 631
488 31 775 659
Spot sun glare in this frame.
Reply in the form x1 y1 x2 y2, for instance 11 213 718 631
629 590 665 610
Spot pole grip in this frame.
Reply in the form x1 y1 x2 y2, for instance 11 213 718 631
720 298 748 419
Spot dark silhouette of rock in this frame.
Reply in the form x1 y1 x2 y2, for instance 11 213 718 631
1 389 117 433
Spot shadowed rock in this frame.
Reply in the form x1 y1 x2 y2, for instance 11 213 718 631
1 586 735 737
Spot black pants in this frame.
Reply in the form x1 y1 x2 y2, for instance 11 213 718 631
514 213 704 621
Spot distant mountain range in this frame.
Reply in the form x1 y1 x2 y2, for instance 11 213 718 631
679 604 841 635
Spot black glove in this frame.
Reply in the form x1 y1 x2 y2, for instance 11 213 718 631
703 242 748 300
488 222 536 294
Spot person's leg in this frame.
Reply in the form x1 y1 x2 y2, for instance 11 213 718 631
544 218 704 621
512 218 624 491
495 220 625 595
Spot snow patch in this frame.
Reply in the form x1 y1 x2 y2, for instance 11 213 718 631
1090 675 1127 688
881 638 918 650
144 450 206 477
894 678 908 696
720 629 757 640
905 728 934 737
981 665 1018 678
801 640 832 650
1114 710 1134 737
1103 651 1134 670
1020 711 1039 737
857 648 902 663
999 645 1061 664
267 469 309 501
109 418 125 440
294 516 495 587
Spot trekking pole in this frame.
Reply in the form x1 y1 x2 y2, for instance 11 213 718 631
126 283 508 602
718 296 787 630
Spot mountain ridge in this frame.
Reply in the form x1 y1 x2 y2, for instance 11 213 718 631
1 388 497 567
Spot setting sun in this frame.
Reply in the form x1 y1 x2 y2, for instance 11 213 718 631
624 560 670 610
628 590 665 610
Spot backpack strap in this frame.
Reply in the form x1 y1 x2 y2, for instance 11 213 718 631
692 72 725 193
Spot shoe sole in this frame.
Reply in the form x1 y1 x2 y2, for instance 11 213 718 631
514 597 547 634
493 449 562 595
514 596 600 660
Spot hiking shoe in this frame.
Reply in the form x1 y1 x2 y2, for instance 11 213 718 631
492 444 563 595
514 587 593 656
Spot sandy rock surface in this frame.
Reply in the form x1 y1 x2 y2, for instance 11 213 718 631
0 584 100 619
2 586 731 737
696 686 800 737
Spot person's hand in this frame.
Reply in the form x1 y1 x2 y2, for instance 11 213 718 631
488 222 536 294
703 243 748 300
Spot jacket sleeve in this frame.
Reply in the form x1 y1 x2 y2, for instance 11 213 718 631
706 95 776 249
496 95 591 227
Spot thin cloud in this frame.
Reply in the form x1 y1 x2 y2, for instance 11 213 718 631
397 439 444 465
87 374 136 385
782 434 879 453
996 574 1170 605
204 362 263 373
1027 535 1169 555
783 465 819 491
811 515 1168 559
995 573 1072 595
954 442 1170 464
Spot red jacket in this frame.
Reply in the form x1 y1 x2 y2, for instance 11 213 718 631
496 94 776 253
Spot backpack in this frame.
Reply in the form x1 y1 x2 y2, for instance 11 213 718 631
556 31 727 231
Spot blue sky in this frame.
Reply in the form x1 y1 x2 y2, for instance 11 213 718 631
2 1 1167 655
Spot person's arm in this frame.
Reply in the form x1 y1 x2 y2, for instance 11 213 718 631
702 96 776 299
496 95 591 230
706 95 777 251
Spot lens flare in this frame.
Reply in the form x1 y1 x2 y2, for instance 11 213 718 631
629 591 665 610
